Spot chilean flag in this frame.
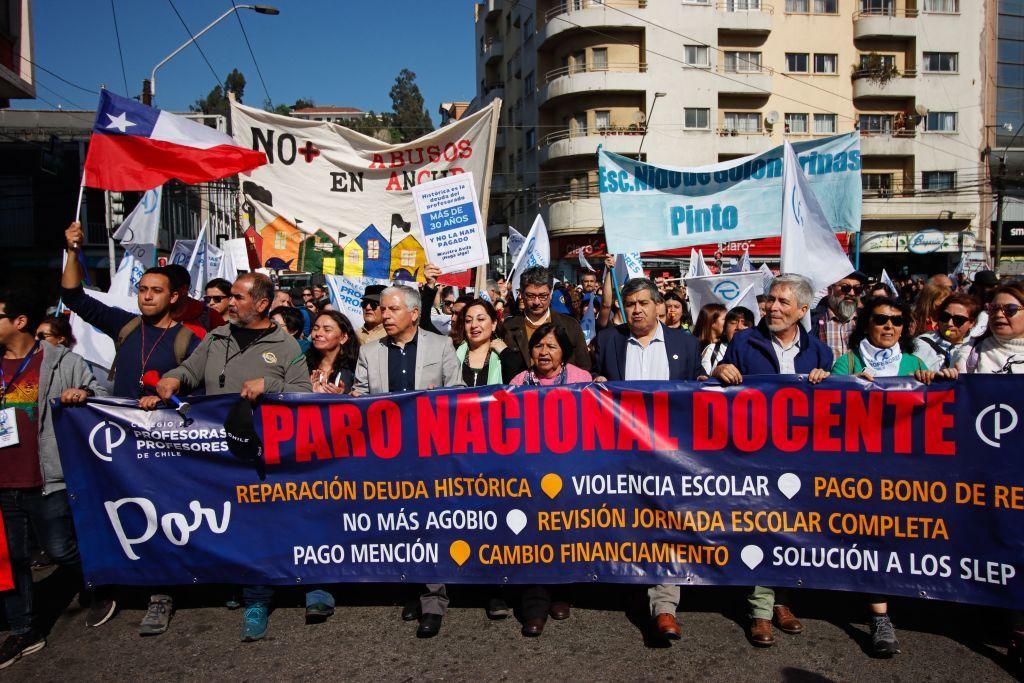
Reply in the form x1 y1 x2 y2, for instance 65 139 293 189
83 90 266 191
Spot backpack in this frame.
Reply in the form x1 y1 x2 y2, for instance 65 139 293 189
107 317 195 381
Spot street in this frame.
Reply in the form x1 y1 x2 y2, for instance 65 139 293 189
6 583 1018 681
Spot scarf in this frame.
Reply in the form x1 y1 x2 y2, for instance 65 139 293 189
975 335 1024 375
859 338 903 376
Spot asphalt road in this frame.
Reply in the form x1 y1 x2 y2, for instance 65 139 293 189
4 583 1019 681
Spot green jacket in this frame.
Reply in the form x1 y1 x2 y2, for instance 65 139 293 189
832 349 928 376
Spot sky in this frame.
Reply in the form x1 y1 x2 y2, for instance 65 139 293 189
17 0 478 124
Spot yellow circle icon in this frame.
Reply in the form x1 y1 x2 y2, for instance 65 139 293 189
541 473 563 499
449 539 471 566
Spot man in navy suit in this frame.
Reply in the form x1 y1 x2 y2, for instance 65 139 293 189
591 277 700 642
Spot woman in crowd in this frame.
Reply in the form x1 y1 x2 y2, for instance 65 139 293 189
305 310 359 395
910 283 949 335
36 316 76 349
955 284 1024 374
663 290 687 330
455 299 521 386
270 306 310 354
913 294 980 370
831 295 956 658
693 303 726 376
508 323 588 635
699 306 754 375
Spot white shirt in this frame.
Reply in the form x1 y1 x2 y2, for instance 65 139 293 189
624 323 670 381
771 332 801 374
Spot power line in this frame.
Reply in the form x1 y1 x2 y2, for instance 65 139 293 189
166 0 224 91
230 0 272 107
109 0 130 95
17 55 99 95
34 79 90 110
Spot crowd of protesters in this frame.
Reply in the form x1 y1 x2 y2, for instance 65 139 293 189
0 220 1022 668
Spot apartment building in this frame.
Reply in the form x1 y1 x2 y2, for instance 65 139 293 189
471 0 986 278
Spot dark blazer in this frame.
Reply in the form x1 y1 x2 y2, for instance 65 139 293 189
502 310 592 371
592 323 701 381
719 319 833 375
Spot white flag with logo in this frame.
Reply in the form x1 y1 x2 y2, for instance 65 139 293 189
727 282 762 325
509 215 550 295
112 186 161 264
686 248 712 279
758 262 775 294
729 247 754 274
507 226 527 263
614 252 644 286
684 271 764 324
577 248 595 272
107 250 146 298
779 140 854 293
881 268 898 298
580 290 597 342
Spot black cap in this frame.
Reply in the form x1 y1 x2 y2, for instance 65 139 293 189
973 270 999 287
362 284 387 303
848 270 870 284
224 399 265 478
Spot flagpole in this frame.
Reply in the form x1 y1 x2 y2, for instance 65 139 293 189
608 264 627 322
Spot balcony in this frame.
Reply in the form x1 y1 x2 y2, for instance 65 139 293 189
715 67 773 96
540 0 647 46
481 82 504 106
538 126 645 165
494 130 506 149
544 196 604 236
539 63 648 105
484 0 503 19
717 2 773 34
859 130 916 156
853 8 917 39
483 37 504 64
715 129 772 156
852 71 916 99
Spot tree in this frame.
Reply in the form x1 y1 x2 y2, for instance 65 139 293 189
270 97 316 116
191 68 247 118
388 69 434 143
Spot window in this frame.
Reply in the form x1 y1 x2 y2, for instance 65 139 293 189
859 114 894 134
684 107 710 129
923 52 958 72
274 230 287 250
862 173 893 191
814 113 837 134
814 53 838 74
595 110 611 130
523 14 534 38
923 0 958 12
922 171 956 190
926 111 957 132
571 50 586 74
724 112 762 132
592 48 608 71
786 0 809 11
724 51 762 72
524 71 535 93
367 239 380 260
400 250 416 268
684 45 710 67
571 113 587 134
525 128 536 149
786 53 809 73
861 0 894 15
681 0 710 4
859 54 896 71
814 0 838 11
723 0 760 9
785 113 808 133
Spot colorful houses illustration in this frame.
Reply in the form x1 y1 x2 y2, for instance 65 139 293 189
342 224 392 279
298 229 345 274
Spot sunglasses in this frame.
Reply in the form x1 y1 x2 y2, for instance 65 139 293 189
837 284 863 295
937 312 971 327
441 300 456 309
302 293 314 298
986 303 1023 318
871 313 905 327
360 300 379 309
202 295 227 304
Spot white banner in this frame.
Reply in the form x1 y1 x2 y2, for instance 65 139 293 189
325 274 394 331
112 186 161 265
509 215 550 296
412 172 488 273
684 271 764 324
231 100 499 280
69 290 140 371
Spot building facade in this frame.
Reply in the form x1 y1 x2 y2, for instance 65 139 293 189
472 0 987 279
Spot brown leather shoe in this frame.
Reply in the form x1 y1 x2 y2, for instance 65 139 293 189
749 618 775 647
549 602 570 620
773 605 804 635
654 613 681 640
521 618 546 637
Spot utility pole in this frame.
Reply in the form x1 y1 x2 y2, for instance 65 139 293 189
994 156 1006 274
141 79 152 106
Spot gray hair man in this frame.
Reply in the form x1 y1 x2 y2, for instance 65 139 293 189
712 274 833 648
350 284 463 638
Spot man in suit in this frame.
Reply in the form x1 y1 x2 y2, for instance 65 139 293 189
591 277 701 643
351 284 463 638
503 266 591 374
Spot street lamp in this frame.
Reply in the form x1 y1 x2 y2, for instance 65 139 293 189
142 4 280 105
637 92 667 158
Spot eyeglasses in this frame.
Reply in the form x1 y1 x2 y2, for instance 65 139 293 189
937 312 971 327
202 295 227 304
524 292 550 302
986 303 1023 318
870 313 905 327
837 284 863 295
360 300 379 309
302 292 314 299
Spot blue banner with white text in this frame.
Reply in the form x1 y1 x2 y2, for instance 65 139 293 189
52 376 1024 609
598 132 862 253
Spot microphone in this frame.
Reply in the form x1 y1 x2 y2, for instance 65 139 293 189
142 370 190 418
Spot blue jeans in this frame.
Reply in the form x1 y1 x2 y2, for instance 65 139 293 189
305 589 334 609
0 489 82 634
243 585 273 607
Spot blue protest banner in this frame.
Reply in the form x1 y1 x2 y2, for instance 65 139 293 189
598 132 862 253
53 377 1024 609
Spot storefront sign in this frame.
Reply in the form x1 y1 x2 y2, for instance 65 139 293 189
861 230 975 254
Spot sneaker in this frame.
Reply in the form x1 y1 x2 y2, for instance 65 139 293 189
86 597 117 627
305 602 334 625
225 597 241 610
485 597 512 620
870 614 901 657
0 631 46 670
241 603 269 642
138 595 173 636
